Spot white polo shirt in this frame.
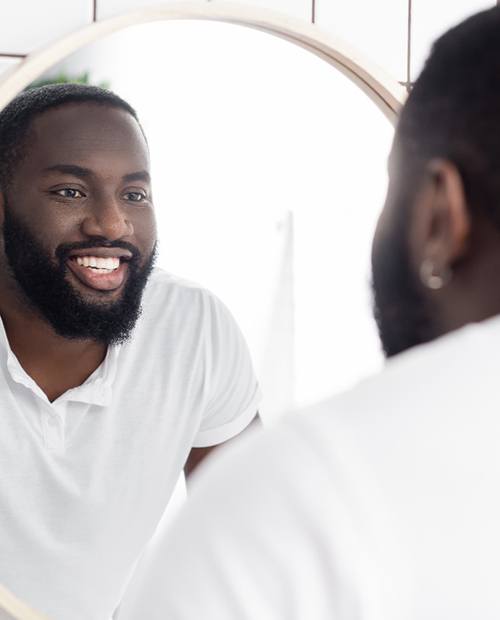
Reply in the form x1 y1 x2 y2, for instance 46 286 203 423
117 315 500 620
0 268 260 620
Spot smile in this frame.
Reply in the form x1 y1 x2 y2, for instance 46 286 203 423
75 255 120 272
66 254 130 292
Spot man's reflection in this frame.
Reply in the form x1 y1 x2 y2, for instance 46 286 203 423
0 83 260 620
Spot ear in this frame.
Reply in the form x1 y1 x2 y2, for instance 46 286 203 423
409 158 470 282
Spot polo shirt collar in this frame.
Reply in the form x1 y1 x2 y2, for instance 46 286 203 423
0 316 120 408
56 344 121 407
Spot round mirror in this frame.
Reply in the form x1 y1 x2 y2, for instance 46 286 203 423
26 18 396 419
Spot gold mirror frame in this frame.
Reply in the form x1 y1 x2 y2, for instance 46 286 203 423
0 1 405 121
0 3 404 618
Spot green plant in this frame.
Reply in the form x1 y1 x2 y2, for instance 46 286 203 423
26 71 110 91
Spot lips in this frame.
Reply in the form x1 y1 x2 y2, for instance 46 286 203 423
66 255 129 292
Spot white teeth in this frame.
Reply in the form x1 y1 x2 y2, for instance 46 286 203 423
75 256 120 271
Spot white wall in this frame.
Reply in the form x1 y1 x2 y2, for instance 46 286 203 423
0 0 496 85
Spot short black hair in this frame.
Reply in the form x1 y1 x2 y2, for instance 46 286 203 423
0 83 141 191
393 6 500 227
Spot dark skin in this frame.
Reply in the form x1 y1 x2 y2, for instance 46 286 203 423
0 102 258 477
0 104 155 401
374 158 500 335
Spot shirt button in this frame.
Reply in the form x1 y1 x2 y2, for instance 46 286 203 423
44 414 64 452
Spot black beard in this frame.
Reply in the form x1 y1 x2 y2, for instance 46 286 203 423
2 205 156 345
371 199 437 358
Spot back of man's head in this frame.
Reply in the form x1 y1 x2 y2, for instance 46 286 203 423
372 6 500 357
0 83 140 192
394 6 500 225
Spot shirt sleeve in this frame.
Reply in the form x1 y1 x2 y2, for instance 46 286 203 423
115 423 373 620
192 292 261 447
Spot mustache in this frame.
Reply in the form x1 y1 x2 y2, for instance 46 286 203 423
55 239 141 262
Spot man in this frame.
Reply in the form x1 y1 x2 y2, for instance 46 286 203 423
115 7 500 620
0 84 260 620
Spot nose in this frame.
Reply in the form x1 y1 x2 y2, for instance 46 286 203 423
81 197 134 241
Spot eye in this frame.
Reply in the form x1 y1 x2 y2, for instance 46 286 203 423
123 190 148 203
52 188 85 199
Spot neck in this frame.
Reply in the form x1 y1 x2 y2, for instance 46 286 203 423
0 279 107 402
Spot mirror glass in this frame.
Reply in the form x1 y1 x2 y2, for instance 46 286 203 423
34 20 394 420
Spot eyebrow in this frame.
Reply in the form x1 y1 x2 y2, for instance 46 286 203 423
42 164 92 179
122 170 151 184
41 165 151 184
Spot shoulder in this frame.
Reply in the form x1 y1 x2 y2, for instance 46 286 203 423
258 316 500 505
139 268 229 323
190 316 500 494
118 318 500 619
132 269 245 358
142 268 211 305
303 316 500 433
193 315 500 500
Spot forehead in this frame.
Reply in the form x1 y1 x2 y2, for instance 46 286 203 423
22 102 149 175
